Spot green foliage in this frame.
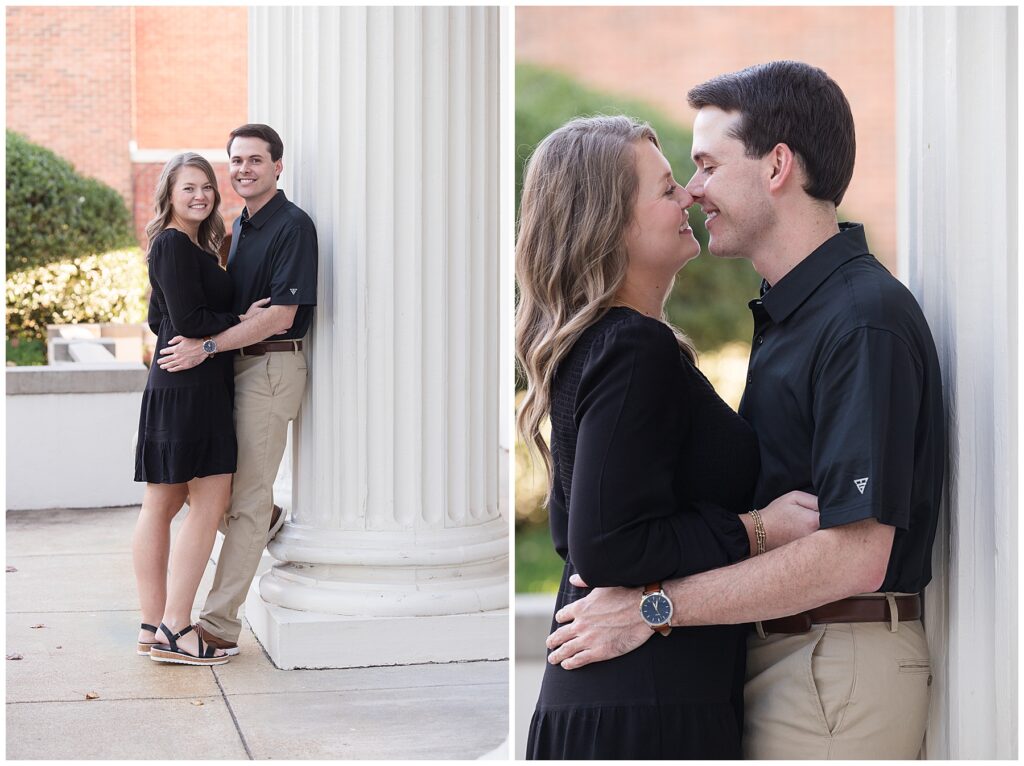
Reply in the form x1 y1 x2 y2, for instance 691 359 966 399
6 130 135 273
516 522 564 593
5 337 46 367
6 248 149 345
515 63 761 357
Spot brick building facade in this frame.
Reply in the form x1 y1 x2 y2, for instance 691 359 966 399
6 6 248 245
517 6 897 268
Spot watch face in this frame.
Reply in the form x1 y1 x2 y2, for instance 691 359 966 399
203 340 216 354
641 593 672 626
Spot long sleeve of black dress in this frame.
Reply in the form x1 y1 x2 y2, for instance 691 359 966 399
566 317 749 587
149 231 240 339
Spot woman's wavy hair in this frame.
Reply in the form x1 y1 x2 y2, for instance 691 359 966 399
144 153 225 257
515 115 696 482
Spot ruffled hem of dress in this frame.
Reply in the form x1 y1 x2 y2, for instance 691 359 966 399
526 700 741 760
134 431 237 484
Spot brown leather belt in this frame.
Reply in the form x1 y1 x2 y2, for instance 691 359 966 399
239 340 303 356
761 594 922 634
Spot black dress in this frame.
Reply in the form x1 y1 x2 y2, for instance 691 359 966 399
134 229 240 484
526 308 760 760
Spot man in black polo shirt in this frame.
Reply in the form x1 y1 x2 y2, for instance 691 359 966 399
157 124 317 655
543 62 944 758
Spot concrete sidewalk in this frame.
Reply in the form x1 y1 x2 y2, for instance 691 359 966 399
6 507 508 760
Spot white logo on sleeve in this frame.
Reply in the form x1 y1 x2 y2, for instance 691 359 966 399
290 288 297 295
854 477 869 494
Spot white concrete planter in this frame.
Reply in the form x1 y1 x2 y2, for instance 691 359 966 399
7 365 148 510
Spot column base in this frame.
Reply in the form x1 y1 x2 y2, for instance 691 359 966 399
245 582 509 670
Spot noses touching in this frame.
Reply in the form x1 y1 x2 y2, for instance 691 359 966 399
684 175 708 216
684 174 704 201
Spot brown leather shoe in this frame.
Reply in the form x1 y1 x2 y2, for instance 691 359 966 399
193 623 239 656
267 504 286 544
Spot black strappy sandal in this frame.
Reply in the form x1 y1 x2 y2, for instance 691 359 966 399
137 622 161 655
149 623 229 666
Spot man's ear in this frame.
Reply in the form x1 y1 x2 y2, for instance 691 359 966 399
275 158 284 182
767 143 798 194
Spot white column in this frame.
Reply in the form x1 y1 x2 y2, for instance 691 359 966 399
245 6 508 669
896 7 1017 759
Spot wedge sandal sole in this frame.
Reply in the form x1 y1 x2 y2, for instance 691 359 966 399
149 646 229 666
149 622 229 665
137 623 160 655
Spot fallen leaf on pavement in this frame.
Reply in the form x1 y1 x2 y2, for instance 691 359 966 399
29 624 45 629
7 653 23 660
6 566 16 573
85 692 99 700
191 700 204 706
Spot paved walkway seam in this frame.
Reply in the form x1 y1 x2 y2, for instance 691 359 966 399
213 667 254 760
6 695 223 705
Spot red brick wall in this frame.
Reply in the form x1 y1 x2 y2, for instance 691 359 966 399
133 7 248 150
517 7 897 269
6 7 133 200
6 7 248 246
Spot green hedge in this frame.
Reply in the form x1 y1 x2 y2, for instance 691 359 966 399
6 248 149 345
515 63 762 359
6 130 135 273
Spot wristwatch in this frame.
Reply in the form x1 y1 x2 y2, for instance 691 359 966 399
640 582 673 636
202 337 218 357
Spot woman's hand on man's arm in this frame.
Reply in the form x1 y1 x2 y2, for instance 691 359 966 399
741 490 819 554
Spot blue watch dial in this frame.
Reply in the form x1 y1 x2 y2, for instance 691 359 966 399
641 593 672 625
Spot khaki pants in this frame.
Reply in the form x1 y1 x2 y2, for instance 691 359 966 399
744 615 931 759
198 348 307 642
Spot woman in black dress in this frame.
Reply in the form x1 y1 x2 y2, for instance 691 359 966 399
516 116 818 758
131 153 266 665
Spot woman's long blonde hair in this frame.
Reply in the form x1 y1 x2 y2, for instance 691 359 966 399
515 115 696 481
144 153 225 257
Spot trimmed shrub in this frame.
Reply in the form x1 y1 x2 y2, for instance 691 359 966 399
6 130 135 273
515 63 762 360
6 248 149 344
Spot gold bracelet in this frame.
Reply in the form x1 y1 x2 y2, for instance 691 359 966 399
749 508 767 556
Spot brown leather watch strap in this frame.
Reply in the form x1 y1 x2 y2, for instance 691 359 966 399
641 582 671 636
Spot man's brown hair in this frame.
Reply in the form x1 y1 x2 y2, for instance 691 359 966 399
227 123 284 162
688 61 856 206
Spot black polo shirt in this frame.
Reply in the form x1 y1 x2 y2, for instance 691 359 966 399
739 223 944 593
227 190 318 340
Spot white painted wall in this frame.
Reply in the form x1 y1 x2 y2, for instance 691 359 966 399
896 7 1018 759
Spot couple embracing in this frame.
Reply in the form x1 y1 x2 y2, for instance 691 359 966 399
516 62 944 759
131 125 317 666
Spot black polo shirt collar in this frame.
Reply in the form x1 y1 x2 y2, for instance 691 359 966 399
240 189 288 230
758 222 870 324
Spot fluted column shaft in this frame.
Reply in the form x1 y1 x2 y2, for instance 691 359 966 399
246 7 506 667
896 7 1016 758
